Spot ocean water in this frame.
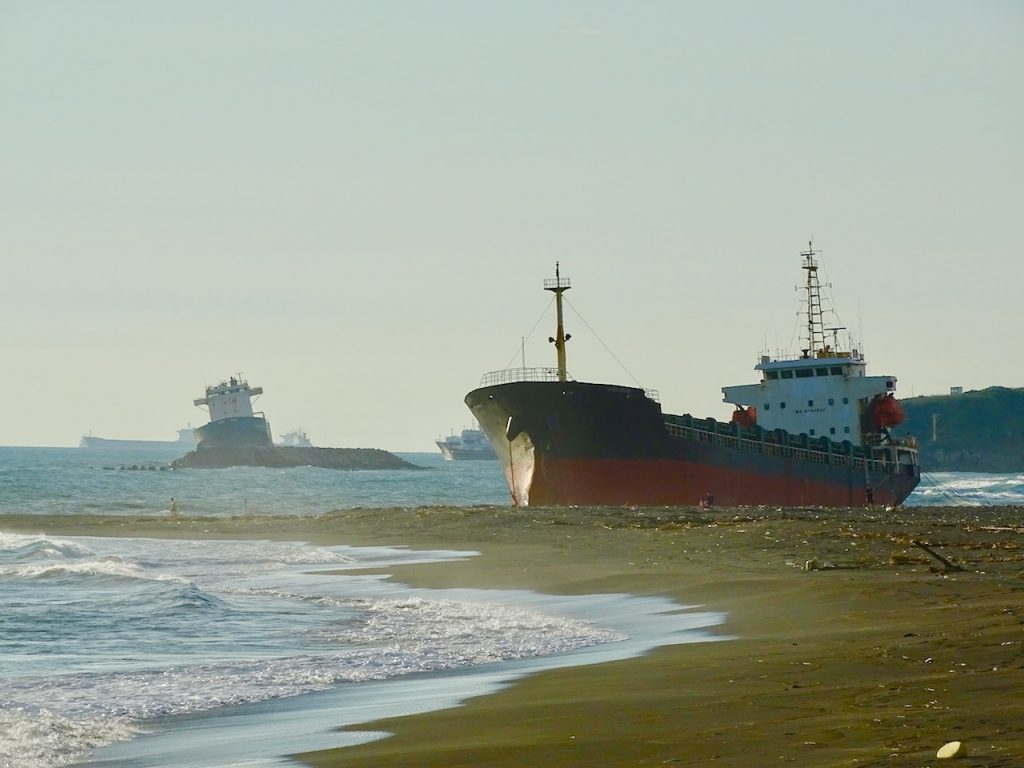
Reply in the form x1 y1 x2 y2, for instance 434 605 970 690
0 447 511 518
911 470 1024 507
0 446 1019 768
0 447 716 768
2 447 1017 519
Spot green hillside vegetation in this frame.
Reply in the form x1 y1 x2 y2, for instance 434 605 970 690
895 386 1024 472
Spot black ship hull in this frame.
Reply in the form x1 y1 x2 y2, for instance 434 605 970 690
465 381 920 508
194 416 273 450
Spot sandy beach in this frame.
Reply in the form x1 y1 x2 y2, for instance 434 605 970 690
7 505 1023 767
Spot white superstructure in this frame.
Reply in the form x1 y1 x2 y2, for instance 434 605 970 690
721 244 899 448
436 427 498 460
278 430 312 447
194 375 264 422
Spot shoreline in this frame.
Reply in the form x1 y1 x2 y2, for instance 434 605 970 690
5 505 1024 767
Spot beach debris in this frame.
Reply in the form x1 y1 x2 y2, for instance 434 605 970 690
936 740 967 759
802 558 836 571
889 550 929 566
912 540 964 572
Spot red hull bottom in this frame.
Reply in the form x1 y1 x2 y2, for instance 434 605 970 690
523 456 911 508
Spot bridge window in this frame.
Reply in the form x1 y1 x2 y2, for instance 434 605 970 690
781 370 793 379
844 426 850 433
765 371 779 380
831 366 843 375
808 400 814 407
816 367 829 376
810 429 816 436
796 369 813 378
829 427 836 435
828 398 834 405
780 402 787 409
763 403 770 410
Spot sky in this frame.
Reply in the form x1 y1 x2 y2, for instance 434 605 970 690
1 1 1021 451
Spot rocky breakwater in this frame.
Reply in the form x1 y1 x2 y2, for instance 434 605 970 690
171 445 419 470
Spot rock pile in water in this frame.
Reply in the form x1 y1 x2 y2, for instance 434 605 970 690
171 445 419 470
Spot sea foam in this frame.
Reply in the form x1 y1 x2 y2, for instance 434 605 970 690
0 534 672 768
0 709 139 768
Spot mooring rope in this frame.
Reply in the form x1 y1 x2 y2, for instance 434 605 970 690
919 471 988 506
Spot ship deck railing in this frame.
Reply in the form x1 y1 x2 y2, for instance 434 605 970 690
478 369 660 402
665 416 917 475
479 367 566 387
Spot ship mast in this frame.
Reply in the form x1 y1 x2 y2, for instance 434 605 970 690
801 241 827 358
544 262 572 382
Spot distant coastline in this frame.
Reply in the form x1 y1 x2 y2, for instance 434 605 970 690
897 386 1024 472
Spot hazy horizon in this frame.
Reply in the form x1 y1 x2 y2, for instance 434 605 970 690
3 1 1021 451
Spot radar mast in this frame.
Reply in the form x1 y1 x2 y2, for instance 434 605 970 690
801 241 827 358
544 263 572 382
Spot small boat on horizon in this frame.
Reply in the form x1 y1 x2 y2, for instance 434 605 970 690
277 429 313 448
435 427 498 461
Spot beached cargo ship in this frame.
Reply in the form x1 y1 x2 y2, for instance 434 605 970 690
465 250 920 508
193 376 272 450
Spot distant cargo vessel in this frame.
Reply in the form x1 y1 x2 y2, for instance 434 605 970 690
193 375 273 449
80 428 196 450
465 250 920 507
436 428 497 460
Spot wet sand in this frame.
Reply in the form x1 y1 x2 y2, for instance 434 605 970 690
6 505 1024 767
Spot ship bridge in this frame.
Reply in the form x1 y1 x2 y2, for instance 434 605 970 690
721 243 901 449
194 376 264 422
723 353 898 448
